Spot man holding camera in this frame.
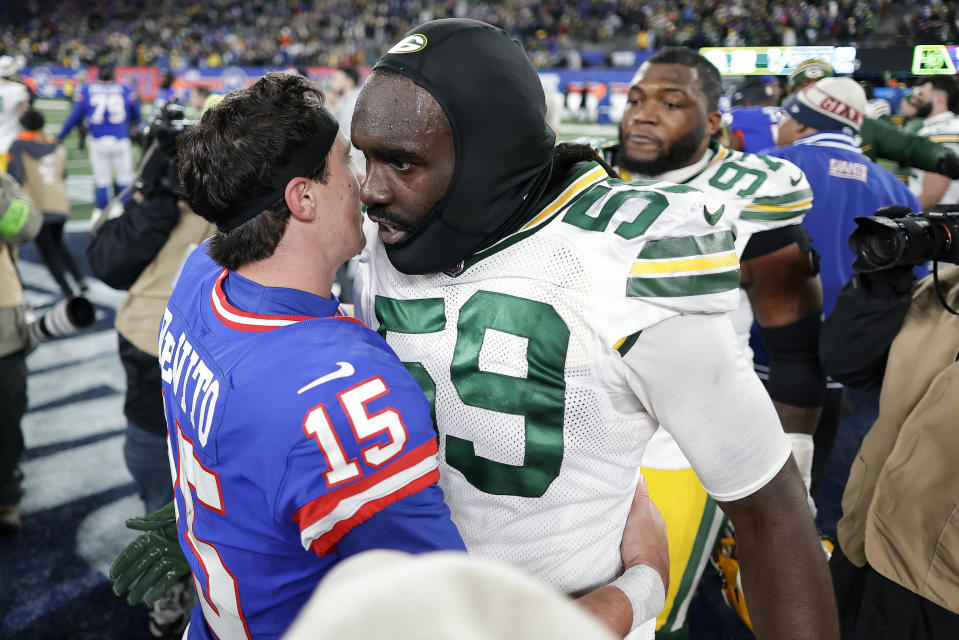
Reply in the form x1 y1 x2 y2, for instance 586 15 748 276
820 206 959 639
0 173 42 532
765 77 922 486
86 102 215 637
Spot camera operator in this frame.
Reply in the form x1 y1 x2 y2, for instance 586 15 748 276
86 102 214 638
820 205 959 638
0 173 42 532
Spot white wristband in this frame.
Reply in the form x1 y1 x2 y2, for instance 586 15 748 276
608 564 666 633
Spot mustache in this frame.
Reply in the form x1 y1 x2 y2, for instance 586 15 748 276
365 206 417 233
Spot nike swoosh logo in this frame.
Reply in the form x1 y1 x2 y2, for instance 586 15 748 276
297 362 355 395
789 173 803 186
703 204 726 226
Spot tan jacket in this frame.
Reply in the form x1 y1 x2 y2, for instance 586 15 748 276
114 200 215 355
0 175 42 357
19 143 69 215
838 265 959 614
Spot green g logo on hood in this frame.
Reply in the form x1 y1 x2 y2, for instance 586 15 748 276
388 34 428 54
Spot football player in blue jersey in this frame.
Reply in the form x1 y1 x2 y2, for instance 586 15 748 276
57 64 140 213
129 72 470 640
725 78 781 153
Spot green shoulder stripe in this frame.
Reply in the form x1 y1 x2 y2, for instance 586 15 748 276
748 187 813 206
626 270 741 298
638 231 735 260
739 206 810 221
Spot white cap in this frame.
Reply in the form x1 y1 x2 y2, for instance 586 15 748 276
281 551 618 640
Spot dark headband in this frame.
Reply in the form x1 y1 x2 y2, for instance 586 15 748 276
216 110 339 232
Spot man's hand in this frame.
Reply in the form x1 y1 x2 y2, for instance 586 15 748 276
575 479 669 638
110 501 191 606
620 477 669 595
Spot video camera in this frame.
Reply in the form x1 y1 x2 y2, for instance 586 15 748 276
134 102 198 198
850 205 959 272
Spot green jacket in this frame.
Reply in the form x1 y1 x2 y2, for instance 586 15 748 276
860 116 946 172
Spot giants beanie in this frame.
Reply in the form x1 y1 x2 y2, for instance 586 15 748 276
782 77 866 135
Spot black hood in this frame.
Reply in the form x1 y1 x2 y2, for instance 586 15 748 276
373 19 556 275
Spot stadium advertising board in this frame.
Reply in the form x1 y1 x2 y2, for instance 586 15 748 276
699 46 857 76
911 45 959 75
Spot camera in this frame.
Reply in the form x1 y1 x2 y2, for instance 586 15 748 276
28 295 96 348
850 205 959 272
135 102 198 198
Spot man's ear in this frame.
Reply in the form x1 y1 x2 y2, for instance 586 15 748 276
284 177 315 222
705 110 723 137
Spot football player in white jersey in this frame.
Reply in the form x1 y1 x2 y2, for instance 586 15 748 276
351 19 837 640
606 48 826 635
0 55 30 173
906 75 959 210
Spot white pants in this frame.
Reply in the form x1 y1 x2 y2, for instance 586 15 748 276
89 135 135 188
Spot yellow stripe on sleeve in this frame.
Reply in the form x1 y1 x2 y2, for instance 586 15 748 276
630 252 739 275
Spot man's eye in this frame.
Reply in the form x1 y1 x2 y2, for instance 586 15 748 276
390 159 413 171
626 98 640 107
665 102 680 109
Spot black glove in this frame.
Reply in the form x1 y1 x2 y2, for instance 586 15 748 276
135 141 182 199
110 501 191 606
937 152 959 180
857 265 917 297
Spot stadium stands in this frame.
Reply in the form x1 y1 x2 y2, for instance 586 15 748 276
0 0 902 70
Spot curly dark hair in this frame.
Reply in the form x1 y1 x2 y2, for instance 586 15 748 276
177 71 332 270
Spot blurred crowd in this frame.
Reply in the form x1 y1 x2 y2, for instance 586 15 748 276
899 1 959 44
0 0 898 71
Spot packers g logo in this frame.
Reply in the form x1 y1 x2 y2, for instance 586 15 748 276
388 34 428 54
805 67 824 79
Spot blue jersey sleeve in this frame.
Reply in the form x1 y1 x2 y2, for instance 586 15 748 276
338 484 465 555
125 86 141 126
273 332 451 556
58 89 87 141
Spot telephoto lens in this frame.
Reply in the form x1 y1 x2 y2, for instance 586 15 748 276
28 296 96 347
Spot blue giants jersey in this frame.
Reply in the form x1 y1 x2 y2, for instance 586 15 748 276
728 105 780 153
761 132 923 317
161 246 464 640
59 82 140 140
751 132 924 373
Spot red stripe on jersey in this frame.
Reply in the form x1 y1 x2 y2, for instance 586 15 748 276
308 468 440 556
291 439 439 543
210 268 370 331
210 269 317 331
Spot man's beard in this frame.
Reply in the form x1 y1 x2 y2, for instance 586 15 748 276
913 100 933 119
617 120 706 176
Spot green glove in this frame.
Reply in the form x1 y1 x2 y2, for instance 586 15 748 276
110 501 191 606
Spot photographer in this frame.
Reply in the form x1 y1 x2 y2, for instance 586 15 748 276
820 206 959 638
0 173 42 532
86 102 214 638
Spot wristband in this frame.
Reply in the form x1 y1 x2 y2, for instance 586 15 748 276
608 564 665 633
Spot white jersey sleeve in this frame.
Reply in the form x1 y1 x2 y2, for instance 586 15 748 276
624 312 790 502
565 177 742 349
690 148 813 257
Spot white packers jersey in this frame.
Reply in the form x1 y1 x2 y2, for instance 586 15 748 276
618 141 812 353
909 111 959 206
354 162 741 593
0 79 29 153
